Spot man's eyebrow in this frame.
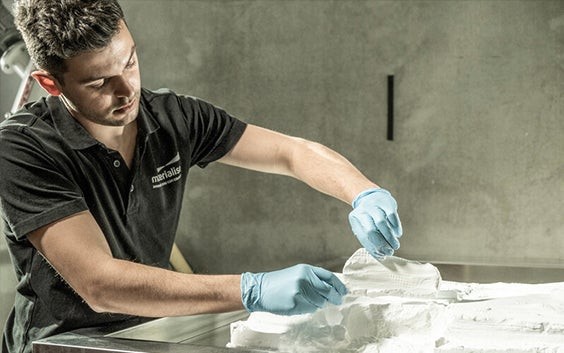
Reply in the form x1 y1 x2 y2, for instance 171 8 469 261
80 45 137 84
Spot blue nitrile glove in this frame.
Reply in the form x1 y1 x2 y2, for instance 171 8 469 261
348 187 403 259
241 264 348 316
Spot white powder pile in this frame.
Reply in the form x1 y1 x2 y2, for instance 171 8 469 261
228 249 564 352
229 249 449 352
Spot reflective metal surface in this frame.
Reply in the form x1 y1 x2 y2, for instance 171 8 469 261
33 330 266 353
435 262 564 284
107 310 249 346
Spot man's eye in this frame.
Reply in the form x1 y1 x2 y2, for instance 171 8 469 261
90 79 106 89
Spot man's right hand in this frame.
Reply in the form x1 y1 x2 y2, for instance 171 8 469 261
240 264 347 315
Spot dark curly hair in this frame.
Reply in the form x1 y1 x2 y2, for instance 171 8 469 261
14 0 125 83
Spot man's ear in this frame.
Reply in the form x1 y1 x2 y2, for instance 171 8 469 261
31 70 63 96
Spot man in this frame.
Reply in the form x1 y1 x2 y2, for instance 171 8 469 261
0 1 402 353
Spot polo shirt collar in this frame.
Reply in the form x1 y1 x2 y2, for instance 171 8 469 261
137 93 160 136
48 95 97 150
48 93 160 150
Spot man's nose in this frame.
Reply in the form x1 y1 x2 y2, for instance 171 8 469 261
114 74 134 98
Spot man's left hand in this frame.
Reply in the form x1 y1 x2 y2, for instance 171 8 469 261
348 188 403 259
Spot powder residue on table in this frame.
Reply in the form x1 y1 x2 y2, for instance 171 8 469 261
228 248 564 352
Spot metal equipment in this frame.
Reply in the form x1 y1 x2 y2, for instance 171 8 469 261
0 2 37 116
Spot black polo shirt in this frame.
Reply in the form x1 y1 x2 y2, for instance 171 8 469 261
0 88 247 353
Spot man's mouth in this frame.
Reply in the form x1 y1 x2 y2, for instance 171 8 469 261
115 98 136 114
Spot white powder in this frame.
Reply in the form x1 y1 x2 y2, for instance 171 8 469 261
228 249 564 352
229 298 447 353
438 281 564 352
229 249 447 352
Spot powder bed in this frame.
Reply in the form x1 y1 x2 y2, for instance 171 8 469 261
228 249 564 353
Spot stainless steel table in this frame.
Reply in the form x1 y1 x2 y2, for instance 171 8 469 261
33 263 564 353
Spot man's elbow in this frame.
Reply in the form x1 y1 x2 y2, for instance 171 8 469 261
78 277 112 313
288 138 335 170
75 264 120 313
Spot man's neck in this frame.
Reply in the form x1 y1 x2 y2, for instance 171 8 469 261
79 117 138 169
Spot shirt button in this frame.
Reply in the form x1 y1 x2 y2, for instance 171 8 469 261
113 160 121 168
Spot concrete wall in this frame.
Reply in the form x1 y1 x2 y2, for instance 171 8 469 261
1 0 563 334
120 0 564 272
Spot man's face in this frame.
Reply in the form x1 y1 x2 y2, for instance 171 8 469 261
57 20 141 127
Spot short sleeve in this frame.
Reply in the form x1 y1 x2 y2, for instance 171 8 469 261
176 95 247 168
0 122 88 240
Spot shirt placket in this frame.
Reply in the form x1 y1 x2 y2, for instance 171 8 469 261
127 133 150 216
104 149 132 215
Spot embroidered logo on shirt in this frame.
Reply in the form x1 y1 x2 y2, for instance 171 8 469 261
151 152 182 189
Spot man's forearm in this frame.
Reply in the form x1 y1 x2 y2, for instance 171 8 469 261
286 138 379 204
28 211 244 318
88 258 243 317
220 125 379 205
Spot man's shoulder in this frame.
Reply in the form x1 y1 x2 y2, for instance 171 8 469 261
0 113 37 131
0 98 63 155
141 88 205 112
0 98 51 132
140 88 214 130
141 87 179 105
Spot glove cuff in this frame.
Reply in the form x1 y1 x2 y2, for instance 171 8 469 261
351 187 389 208
240 272 263 312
